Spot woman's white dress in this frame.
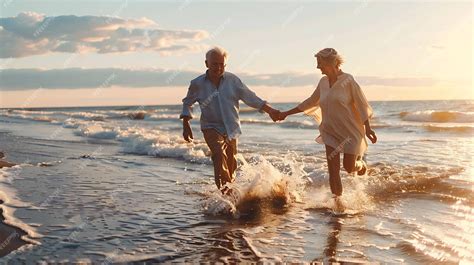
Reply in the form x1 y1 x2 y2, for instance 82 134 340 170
298 72 373 156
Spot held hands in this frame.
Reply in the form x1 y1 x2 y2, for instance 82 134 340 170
277 111 288 121
269 109 288 122
269 109 281 122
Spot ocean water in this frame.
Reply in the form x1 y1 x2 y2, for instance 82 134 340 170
0 100 472 263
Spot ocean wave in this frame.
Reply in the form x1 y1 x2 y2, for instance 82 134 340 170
99 111 147 120
74 123 119 139
72 123 211 163
304 162 466 214
117 128 210 163
33 116 58 123
370 123 393 129
98 109 175 120
0 167 42 245
239 108 259 114
242 119 393 130
146 114 179 121
0 113 60 124
279 120 316 129
0 109 178 124
423 124 474 133
62 118 83 128
3 109 55 116
240 118 316 129
0 110 107 123
362 162 465 197
201 155 465 218
4 108 472 137
400 111 474 123
69 112 107 121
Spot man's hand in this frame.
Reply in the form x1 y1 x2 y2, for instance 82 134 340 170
182 118 193 142
366 128 377 144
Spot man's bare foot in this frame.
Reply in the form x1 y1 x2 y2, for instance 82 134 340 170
357 160 367 175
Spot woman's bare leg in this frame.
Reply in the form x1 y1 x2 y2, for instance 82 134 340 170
343 153 366 175
325 145 342 196
343 153 357 173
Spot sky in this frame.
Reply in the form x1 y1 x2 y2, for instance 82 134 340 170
0 0 472 108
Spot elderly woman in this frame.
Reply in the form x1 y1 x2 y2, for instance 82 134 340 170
278 48 377 207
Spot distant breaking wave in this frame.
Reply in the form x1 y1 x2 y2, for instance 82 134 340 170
2 108 474 134
422 124 474 133
400 111 474 123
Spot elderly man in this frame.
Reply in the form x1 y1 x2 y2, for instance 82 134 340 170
180 47 280 194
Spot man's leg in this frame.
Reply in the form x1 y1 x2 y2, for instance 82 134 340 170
202 129 234 191
225 138 238 182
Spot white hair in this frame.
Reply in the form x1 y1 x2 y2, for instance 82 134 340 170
315 48 344 68
206 46 228 61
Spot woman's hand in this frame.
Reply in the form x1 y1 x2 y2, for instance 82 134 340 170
365 128 377 144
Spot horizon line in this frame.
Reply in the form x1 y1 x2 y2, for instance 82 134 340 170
1 98 473 110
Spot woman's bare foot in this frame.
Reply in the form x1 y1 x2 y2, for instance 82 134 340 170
357 160 367 175
355 156 367 175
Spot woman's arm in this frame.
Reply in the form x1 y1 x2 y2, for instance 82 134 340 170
364 119 377 144
279 107 303 120
278 80 322 121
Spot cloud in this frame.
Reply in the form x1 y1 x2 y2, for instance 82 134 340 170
0 68 200 90
0 12 209 58
0 68 443 91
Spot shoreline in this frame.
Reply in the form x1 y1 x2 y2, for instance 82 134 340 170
0 152 29 257
0 199 29 257
0 152 16 169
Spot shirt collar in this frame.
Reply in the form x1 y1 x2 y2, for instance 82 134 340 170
205 70 226 80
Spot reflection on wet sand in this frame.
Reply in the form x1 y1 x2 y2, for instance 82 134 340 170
322 216 343 262
197 197 289 263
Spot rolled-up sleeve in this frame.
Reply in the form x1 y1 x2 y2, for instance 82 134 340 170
350 77 373 124
180 81 198 119
237 78 266 112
